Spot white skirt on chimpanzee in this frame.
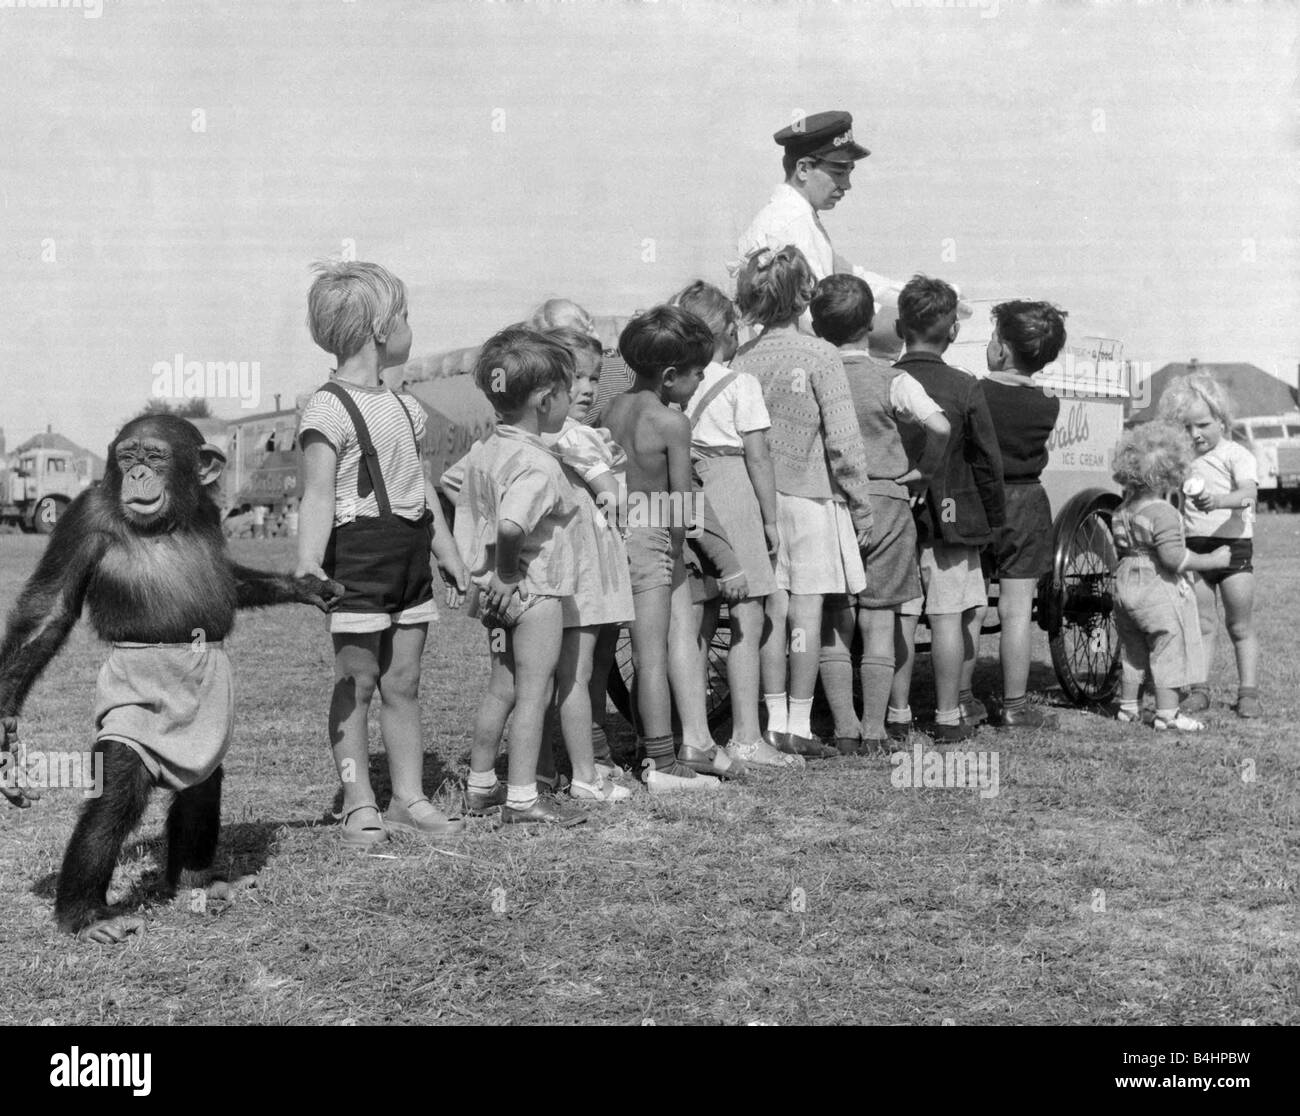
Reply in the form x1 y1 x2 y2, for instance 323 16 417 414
94 642 235 791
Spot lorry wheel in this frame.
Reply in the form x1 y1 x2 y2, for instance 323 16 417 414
33 497 61 535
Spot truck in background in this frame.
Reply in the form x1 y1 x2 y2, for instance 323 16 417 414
1231 412 1300 510
0 446 92 533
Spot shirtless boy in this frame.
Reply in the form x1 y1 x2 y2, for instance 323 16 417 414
603 306 722 793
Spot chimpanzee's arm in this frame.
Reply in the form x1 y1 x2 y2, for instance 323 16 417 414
0 494 110 718
230 564 343 611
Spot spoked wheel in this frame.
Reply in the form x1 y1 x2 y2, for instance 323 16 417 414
1039 488 1122 706
606 604 734 731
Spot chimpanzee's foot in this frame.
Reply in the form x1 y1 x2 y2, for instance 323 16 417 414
77 914 146 944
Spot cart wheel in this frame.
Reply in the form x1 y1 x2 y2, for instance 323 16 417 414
1039 488 1121 705
606 604 734 731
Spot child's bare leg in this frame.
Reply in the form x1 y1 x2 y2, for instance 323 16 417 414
786 592 824 737
470 642 515 777
668 575 712 752
819 599 858 738
726 597 764 744
888 614 919 730
996 579 1037 702
1193 578 1218 681
929 610 968 722
1219 573 1257 691
557 626 598 786
505 599 563 795
858 607 897 740
587 625 620 764
330 634 382 815
759 587 785 707
629 586 673 739
377 623 428 805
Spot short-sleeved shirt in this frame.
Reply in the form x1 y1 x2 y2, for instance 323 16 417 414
545 421 624 483
299 381 427 526
1185 439 1257 540
684 361 771 450
458 425 578 597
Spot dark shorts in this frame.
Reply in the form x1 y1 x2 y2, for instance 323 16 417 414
995 482 1053 579
857 494 922 609
323 510 435 615
1185 535 1253 587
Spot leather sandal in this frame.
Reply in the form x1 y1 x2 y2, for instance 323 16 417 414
341 802 387 848
384 797 466 838
785 732 838 758
678 743 746 779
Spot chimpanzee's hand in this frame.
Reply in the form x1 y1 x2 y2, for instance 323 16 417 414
1 717 39 808
294 575 346 612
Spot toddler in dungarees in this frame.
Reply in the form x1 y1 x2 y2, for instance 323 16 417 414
296 261 467 847
1109 423 1230 732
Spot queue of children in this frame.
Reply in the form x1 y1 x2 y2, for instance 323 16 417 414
295 257 1263 843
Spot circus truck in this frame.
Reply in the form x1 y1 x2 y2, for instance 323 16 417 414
221 407 302 532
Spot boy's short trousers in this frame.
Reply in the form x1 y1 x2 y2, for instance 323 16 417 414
324 511 437 634
898 542 987 617
775 494 866 596
95 642 235 791
856 494 922 609
1185 535 1253 587
1114 560 1204 690
996 482 1054 579
626 524 685 595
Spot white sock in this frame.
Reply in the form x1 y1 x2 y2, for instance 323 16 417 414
886 704 912 724
935 707 961 727
764 693 788 734
788 697 813 738
506 783 538 809
1155 708 1178 722
468 769 498 791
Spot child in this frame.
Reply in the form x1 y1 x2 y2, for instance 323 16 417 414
458 328 588 825
1157 373 1261 717
892 275 1005 743
673 281 793 770
731 246 874 759
296 261 468 846
540 326 635 794
981 300 1067 729
1109 423 1231 730
809 274 950 753
602 306 723 793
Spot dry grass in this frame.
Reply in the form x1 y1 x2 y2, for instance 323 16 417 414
0 522 1296 1025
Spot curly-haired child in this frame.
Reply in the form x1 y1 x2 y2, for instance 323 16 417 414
1109 422 1231 731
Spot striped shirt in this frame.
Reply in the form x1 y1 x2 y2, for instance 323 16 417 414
299 381 428 526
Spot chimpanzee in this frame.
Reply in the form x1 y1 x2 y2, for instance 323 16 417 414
0 414 342 943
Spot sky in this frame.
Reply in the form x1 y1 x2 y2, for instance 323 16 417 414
1 0 1297 456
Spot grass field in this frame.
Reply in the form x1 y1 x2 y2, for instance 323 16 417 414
0 520 1296 1026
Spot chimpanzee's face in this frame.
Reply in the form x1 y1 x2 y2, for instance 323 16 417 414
107 417 221 532
115 433 176 526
